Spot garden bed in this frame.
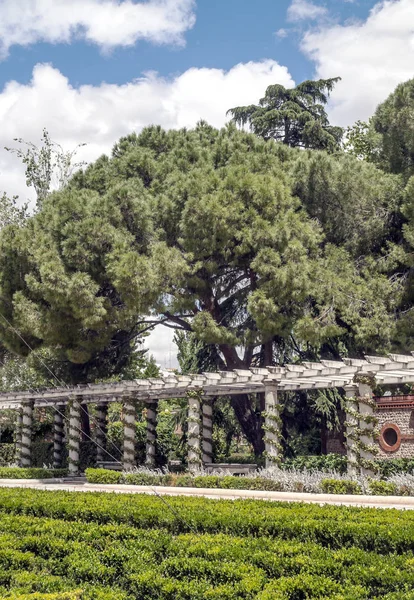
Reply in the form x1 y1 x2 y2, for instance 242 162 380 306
0 488 412 598
85 467 414 496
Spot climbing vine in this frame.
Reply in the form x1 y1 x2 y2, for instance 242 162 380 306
344 375 379 474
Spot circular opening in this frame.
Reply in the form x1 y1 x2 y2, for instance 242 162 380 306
383 427 398 447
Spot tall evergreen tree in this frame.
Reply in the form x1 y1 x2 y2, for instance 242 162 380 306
227 79 343 151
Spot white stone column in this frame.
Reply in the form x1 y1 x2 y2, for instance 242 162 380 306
202 397 213 465
345 384 359 477
264 384 281 468
145 401 157 468
20 399 34 468
187 392 202 474
122 396 136 471
96 402 108 464
53 405 65 469
15 407 23 466
68 397 81 476
358 382 375 477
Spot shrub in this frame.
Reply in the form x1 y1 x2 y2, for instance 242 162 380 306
282 454 348 474
320 479 362 495
0 468 68 479
8 593 82 599
84 469 121 484
368 479 398 496
0 443 16 465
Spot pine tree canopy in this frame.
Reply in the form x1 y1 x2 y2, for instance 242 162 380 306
227 78 343 151
0 122 404 450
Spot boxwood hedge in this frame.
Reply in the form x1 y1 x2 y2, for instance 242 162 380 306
0 488 412 598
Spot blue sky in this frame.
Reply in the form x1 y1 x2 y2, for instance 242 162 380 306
0 0 376 90
0 0 413 367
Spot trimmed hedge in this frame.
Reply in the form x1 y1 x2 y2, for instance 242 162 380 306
320 479 362 495
0 488 412 598
8 594 82 600
85 468 411 496
0 468 68 479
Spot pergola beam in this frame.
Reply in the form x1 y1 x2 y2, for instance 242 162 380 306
2 355 414 407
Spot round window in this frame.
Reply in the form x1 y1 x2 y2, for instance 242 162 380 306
379 423 401 452
383 428 398 447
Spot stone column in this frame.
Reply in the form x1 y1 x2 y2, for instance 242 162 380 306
187 392 202 474
15 407 23 466
345 384 359 476
145 401 157 468
358 382 375 477
95 402 108 464
264 384 281 469
122 396 136 471
202 397 213 466
68 397 81 476
53 405 65 469
20 399 34 468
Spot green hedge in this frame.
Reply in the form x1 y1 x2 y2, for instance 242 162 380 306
85 468 411 496
282 454 348 473
320 478 362 495
7 593 82 600
0 488 411 598
0 468 68 479
85 469 287 492
281 455 414 477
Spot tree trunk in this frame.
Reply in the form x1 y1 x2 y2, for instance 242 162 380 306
230 393 264 456
219 343 268 457
80 404 91 442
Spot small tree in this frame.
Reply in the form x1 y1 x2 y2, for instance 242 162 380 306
5 129 86 208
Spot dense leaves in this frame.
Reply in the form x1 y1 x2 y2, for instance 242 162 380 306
0 489 413 598
227 79 343 151
0 121 404 450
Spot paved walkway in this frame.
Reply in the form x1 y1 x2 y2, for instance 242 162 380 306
0 478 413 509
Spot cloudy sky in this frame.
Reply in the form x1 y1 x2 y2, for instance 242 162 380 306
0 0 413 367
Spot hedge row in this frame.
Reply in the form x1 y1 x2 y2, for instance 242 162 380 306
0 488 412 598
84 468 409 496
282 454 414 476
0 487 414 553
0 468 68 480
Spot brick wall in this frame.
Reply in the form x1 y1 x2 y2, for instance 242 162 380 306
376 408 414 459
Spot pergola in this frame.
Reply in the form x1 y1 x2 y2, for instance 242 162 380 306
4 353 414 475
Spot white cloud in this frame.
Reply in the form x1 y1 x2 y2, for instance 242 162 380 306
0 59 294 365
287 0 327 22
0 0 196 58
302 0 414 125
0 59 293 201
275 28 289 39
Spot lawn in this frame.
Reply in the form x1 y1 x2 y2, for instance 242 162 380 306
0 488 413 599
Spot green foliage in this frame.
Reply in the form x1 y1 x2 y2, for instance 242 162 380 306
368 479 398 496
291 150 402 257
0 194 28 230
320 479 362 495
228 78 343 151
343 119 381 163
0 467 67 479
4 129 86 208
371 79 414 178
84 469 121 485
282 454 348 474
0 486 413 600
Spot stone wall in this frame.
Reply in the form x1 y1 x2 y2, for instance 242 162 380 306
376 407 414 459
